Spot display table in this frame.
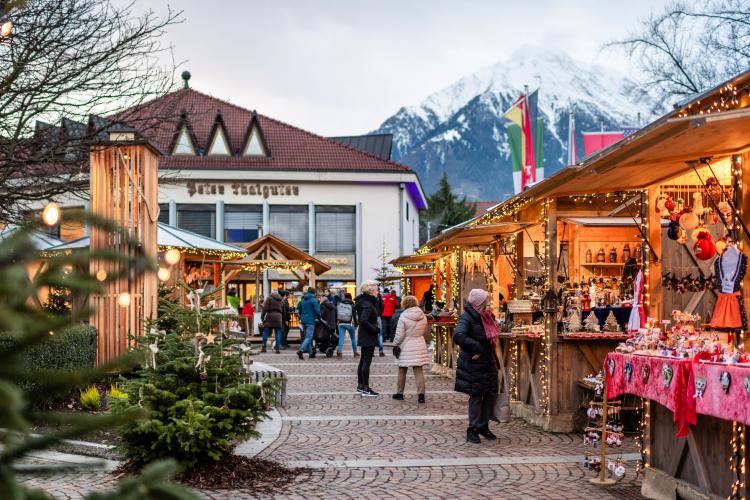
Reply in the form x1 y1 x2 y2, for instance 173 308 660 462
605 352 750 499
429 320 457 378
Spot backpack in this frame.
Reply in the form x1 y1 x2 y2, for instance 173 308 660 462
337 302 353 323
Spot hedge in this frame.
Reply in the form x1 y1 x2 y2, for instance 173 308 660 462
0 324 97 374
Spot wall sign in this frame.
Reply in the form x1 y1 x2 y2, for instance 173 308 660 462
187 181 300 199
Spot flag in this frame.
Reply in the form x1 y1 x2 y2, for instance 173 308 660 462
567 111 577 165
582 131 625 157
502 97 525 194
502 91 539 193
536 116 544 181
521 92 536 185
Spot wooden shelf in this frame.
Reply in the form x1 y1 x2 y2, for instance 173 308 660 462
582 263 625 268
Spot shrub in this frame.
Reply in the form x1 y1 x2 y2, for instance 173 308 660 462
113 296 272 469
80 385 101 411
108 384 128 401
0 324 97 371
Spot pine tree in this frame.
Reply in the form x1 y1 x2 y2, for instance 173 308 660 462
424 172 477 240
372 240 396 290
583 312 600 332
43 286 71 315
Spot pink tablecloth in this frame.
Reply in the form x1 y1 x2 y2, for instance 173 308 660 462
604 353 750 436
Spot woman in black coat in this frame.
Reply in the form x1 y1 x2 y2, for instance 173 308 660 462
453 288 498 443
354 280 380 397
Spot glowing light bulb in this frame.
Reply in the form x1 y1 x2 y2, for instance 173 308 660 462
157 267 171 282
164 248 181 265
1 21 12 38
118 292 131 307
96 270 107 282
42 202 61 226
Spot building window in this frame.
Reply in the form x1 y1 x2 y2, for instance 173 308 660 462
173 126 196 155
158 203 170 224
207 126 231 156
406 201 410 221
224 204 262 243
177 204 215 238
270 205 308 251
243 126 266 156
315 206 355 253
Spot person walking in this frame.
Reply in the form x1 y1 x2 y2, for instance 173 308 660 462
260 291 284 353
280 290 292 349
316 295 338 357
453 288 499 444
392 295 430 403
296 287 321 360
336 292 358 358
354 280 380 396
381 288 398 342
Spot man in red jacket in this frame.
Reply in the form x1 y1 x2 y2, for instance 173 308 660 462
381 288 398 342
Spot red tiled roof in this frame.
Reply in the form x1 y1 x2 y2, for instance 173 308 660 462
112 88 412 173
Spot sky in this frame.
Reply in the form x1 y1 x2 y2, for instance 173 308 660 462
143 0 671 136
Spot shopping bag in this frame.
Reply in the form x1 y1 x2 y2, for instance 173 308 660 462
490 392 510 423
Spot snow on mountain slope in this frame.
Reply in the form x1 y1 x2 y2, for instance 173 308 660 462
376 47 654 201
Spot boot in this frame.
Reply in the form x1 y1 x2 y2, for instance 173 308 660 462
337 352 343 358
354 352 360 357
466 427 481 444
477 426 497 440
392 393 404 400
418 394 425 404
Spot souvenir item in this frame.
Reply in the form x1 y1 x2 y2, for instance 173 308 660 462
693 376 707 399
693 231 716 260
706 177 722 202
716 238 727 255
662 364 673 388
744 376 750 397
607 357 615 376
624 361 633 382
720 371 731 393
677 229 688 245
641 364 650 383
609 247 617 263
692 192 704 214
664 196 675 211
667 221 679 241
634 243 642 261
692 226 710 243
709 245 747 330
656 195 667 213
679 210 699 230
623 243 630 261
597 248 606 263
585 249 592 263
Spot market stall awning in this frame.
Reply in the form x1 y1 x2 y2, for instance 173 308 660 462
221 233 331 275
43 222 247 259
0 226 64 251
391 251 452 266
440 221 530 247
547 107 750 196
562 217 642 227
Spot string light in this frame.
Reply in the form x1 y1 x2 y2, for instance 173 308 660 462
117 292 131 307
242 262 312 272
475 196 533 226
157 267 171 282
42 202 61 226
95 270 107 282
164 248 181 265
676 82 745 117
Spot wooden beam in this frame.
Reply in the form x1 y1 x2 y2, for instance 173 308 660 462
647 186 663 321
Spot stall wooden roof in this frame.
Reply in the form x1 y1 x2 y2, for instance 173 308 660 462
440 221 530 246
391 251 452 266
562 217 642 227
221 233 330 275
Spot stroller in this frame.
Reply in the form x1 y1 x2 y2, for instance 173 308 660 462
313 318 338 357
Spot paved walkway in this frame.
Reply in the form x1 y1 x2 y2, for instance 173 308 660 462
18 350 644 499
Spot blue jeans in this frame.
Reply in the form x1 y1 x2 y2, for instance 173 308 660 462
377 317 383 353
337 324 356 353
298 323 315 355
262 326 282 350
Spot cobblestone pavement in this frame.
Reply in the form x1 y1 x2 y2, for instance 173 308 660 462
19 349 644 499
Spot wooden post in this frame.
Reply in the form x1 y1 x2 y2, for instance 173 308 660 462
546 199 560 416
646 187 662 321
90 139 158 364
740 153 750 350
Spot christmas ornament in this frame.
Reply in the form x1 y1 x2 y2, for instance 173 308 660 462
206 332 216 344
664 196 675 211
706 177 722 202
691 226 710 243
717 201 732 224
744 376 750 397
694 376 707 399
641 364 650 383
148 338 159 369
693 231 716 260
624 361 633 382
662 364 674 387
679 210 699 231
720 371 732 394
692 192 704 214
716 238 727 255
607 357 615 376
656 195 667 214
677 228 688 245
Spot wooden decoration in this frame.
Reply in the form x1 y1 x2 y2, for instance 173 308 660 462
89 139 159 364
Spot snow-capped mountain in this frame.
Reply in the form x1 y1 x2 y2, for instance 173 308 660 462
374 47 654 201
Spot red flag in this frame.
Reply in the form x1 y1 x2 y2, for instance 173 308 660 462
582 131 624 157
521 97 536 186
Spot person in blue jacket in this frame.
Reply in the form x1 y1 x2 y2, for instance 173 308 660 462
297 287 321 360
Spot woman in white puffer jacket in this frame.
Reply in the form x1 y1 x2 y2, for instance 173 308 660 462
392 295 430 403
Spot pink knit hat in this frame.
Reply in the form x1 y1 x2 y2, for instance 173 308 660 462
468 288 489 308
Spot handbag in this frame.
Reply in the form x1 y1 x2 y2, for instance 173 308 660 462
392 345 401 358
489 392 510 423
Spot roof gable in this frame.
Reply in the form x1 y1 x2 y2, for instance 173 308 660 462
206 112 233 156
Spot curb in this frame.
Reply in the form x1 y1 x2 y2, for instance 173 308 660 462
234 408 282 458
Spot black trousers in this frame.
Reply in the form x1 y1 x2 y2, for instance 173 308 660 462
281 323 290 346
468 393 496 430
381 316 393 341
357 346 375 387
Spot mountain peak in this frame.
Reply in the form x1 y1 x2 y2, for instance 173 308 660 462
374 47 653 201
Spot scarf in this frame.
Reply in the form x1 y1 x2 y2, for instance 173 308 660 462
480 309 500 342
